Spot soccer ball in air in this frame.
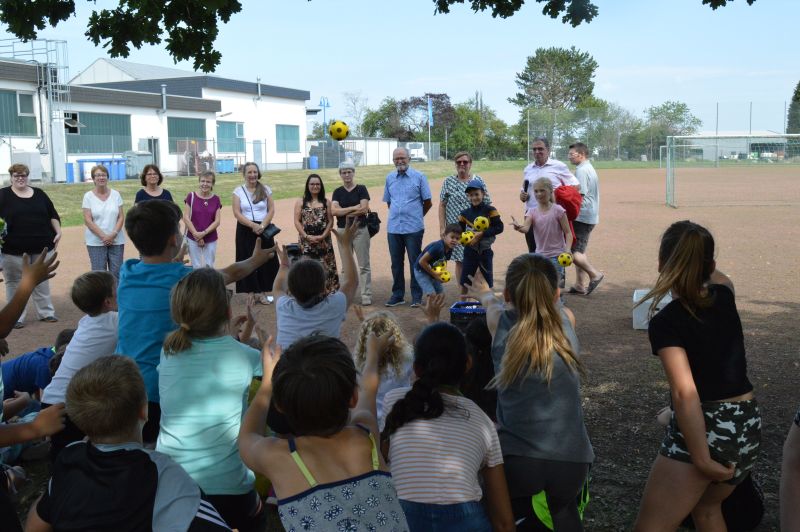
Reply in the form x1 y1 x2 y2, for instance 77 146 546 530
472 216 490 232
460 230 475 246
328 120 349 141
433 263 446 273
438 270 451 283
557 252 573 267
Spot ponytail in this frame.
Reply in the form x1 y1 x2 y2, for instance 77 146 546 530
163 269 230 355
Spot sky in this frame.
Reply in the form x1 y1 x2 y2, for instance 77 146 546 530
9 0 799 134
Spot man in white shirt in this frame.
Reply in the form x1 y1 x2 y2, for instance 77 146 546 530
567 142 603 295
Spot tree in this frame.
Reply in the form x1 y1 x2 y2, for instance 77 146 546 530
509 46 597 110
448 99 516 159
341 92 369 137
0 0 242 72
788 81 800 134
361 94 456 141
641 101 703 161
432 0 755 24
362 98 410 140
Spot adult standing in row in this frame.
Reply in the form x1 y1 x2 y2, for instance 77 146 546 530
134 165 173 204
519 137 579 252
567 143 604 295
232 162 279 304
294 173 339 294
438 151 491 288
0 164 61 328
82 164 125 279
383 147 432 308
331 160 372 305
183 170 222 269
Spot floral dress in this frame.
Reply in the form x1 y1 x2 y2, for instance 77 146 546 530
439 174 490 262
300 202 340 294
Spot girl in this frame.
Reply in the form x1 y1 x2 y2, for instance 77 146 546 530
157 268 266 532
294 173 339 294
353 310 413 429
239 333 409 531
82 164 125 279
467 256 593 531
511 177 573 288
183 170 221 269
382 322 515 532
633 221 760 531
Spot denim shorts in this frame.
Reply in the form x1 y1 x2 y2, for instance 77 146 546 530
400 499 492 532
660 399 761 485
414 268 443 295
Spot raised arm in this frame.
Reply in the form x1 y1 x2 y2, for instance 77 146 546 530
0 251 59 337
217 240 275 286
465 271 504 337
239 339 281 478
333 219 359 308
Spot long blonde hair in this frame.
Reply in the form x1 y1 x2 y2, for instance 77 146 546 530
492 254 583 389
163 269 229 355
353 311 412 379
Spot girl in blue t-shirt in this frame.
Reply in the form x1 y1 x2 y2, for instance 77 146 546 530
157 268 265 532
634 221 760 531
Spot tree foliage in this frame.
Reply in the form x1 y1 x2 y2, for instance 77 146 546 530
509 46 597 110
0 0 242 72
788 80 800 135
361 94 455 141
447 98 517 159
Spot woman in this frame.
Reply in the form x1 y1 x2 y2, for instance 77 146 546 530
232 162 279 304
82 164 124 279
0 164 61 328
467 256 593 531
438 151 490 291
293 173 339 294
183 170 221 269
134 164 173 203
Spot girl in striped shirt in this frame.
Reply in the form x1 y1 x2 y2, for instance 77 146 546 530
382 322 514 532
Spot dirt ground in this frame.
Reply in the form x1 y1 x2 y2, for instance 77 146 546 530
7 165 799 530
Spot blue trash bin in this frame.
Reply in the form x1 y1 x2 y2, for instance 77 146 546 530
309 156 319 170
65 163 75 184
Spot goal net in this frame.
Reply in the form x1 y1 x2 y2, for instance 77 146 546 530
665 134 800 207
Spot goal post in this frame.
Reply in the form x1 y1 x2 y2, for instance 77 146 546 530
665 133 800 207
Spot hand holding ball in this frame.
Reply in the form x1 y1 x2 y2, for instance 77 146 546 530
438 270 451 283
557 252 573 267
328 120 349 141
432 263 446 273
459 230 475 246
472 216 490 232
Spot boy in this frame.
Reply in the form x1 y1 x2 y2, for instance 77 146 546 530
26 356 231 531
117 201 274 443
414 223 462 298
458 179 503 290
41 271 118 460
2 329 73 403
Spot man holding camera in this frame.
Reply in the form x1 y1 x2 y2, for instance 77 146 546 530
330 159 372 306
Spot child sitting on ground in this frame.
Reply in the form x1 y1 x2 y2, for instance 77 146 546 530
382 322 514 532
458 179 503 293
41 271 118 461
239 333 409 531
157 268 266 532
25 356 231 531
414 223 462 299
2 329 73 405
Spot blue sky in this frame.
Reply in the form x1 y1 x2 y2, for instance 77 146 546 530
18 0 800 133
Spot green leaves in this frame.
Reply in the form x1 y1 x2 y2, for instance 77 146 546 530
509 46 598 110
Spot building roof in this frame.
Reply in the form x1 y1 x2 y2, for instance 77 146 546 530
99 58 199 80
69 85 221 113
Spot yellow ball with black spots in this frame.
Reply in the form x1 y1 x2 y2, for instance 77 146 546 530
472 216 490 232
438 270 451 283
433 263 446 273
460 230 475 246
557 252 573 267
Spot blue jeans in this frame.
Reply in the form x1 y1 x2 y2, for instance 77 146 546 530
414 268 443 295
400 500 492 532
387 231 423 302
548 256 565 289
461 246 494 287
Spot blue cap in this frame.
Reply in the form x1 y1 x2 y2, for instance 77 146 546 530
464 179 484 192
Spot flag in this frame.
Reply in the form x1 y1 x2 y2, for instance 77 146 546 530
427 97 434 127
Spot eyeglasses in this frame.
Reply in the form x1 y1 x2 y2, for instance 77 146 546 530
532 147 546 152
309 183 321 187
455 160 470 165
93 174 108 178
11 173 27 178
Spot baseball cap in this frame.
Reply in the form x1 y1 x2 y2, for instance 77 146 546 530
464 179 485 192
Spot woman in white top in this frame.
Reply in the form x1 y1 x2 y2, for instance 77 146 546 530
231 162 279 304
82 164 125 279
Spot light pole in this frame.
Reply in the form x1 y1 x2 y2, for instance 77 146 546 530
319 97 330 138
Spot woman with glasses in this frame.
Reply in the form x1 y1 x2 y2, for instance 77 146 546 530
0 163 61 328
293 173 339 294
134 164 173 204
82 164 125 279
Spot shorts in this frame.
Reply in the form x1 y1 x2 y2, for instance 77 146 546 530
660 399 761 485
414 268 444 295
571 221 595 253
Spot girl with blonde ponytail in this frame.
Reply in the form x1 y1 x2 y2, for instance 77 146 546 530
157 268 266 531
466 254 593 530
634 221 760 531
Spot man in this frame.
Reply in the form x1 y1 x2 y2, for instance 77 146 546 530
519 137 580 252
330 159 372 305
383 147 432 307
567 142 603 295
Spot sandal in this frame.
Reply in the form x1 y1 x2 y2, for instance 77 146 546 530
567 287 588 295
586 274 605 295
40 316 58 323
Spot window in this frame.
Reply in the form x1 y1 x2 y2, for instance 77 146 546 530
217 121 245 152
276 124 300 153
168 117 206 153
0 90 36 136
64 112 79 135
17 93 34 116
236 122 245 138
65 112 131 154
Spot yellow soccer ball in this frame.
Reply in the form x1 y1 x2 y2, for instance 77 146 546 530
433 263 446 273
472 216 490 232
557 252 573 267
328 120 349 141
460 230 475 246
438 270 451 283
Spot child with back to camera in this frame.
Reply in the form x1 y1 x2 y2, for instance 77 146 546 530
239 333 410 531
633 221 760 531
382 321 514 532
157 268 266 532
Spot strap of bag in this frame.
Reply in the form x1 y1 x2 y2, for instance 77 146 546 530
241 185 257 223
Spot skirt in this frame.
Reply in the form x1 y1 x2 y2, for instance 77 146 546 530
234 222 280 294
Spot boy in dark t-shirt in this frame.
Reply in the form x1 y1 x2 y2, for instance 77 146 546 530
414 223 462 298
459 179 503 290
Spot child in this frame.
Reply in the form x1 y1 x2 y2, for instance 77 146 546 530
353 310 413 429
157 268 265 532
2 329 73 403
413 223 461 298
383 322 514 531
634 221 760 531
26 356 231 531
461 316 497 422
117 200 274 443
511 177 573 288
458 179 503 292
41 271 118 460
239 333 409 531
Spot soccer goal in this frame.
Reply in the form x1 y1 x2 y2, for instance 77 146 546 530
665 134 800 207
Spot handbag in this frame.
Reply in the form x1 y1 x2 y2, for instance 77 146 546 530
365 211 381 238
241 185 280 244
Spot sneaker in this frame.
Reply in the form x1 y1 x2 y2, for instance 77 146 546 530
410 301 422 308
12 322 23 329
385 298 406 307
40 316 58 323
361 298 372 306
